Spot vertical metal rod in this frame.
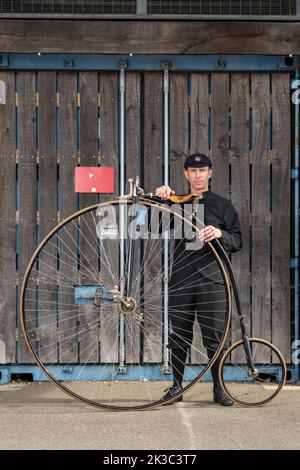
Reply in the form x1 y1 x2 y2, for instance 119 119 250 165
294 62 299 381
163 67 169 186
118 61 127 372
119 63 126 197
297 0 300 16
162 61 171 372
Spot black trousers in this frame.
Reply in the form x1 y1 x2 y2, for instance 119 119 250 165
168 252 228 387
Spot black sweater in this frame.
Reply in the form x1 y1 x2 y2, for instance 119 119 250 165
168 190 243 267
199 189 243 254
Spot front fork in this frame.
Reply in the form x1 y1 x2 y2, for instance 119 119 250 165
242 333 259 378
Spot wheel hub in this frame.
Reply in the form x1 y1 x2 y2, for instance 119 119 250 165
118 297 137 315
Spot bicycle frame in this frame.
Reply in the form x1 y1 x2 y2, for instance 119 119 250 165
213 239 258 375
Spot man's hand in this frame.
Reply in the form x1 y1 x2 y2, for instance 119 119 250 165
198 225 222 243
155 185 175 200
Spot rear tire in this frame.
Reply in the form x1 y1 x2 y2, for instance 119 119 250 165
218 337 287 407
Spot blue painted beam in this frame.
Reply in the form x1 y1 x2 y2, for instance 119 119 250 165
0 53 299 71
0 364 297 384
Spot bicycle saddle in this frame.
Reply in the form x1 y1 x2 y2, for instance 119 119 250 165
168 193 199 203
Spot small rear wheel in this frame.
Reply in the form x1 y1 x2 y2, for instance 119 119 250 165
218 337 287 407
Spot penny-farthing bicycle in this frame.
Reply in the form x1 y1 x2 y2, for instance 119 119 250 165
20 177 286 411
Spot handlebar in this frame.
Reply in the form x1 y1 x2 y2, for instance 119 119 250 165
142 193 199 204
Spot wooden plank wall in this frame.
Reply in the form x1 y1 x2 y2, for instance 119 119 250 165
98 72 119 364
189 73 210 365
58 72 78 364
0 70 291 366
1 20 300 55
251 74 272 362
77 72 99 364
143 72 163 363
17 72 37 363
0 72 16 364
230 74 251 361
271 74 291 361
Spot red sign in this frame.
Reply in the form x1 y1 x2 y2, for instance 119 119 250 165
75 167 114 193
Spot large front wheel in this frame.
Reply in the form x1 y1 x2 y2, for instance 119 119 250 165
20 198 231 411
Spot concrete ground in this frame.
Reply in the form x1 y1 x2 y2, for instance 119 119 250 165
0 380 299 450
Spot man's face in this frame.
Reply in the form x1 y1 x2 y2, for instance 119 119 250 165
184 166 212 191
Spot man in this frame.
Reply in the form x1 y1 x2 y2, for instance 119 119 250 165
155 153 243 406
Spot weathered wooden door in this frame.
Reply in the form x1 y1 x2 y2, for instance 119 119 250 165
0 70 291 366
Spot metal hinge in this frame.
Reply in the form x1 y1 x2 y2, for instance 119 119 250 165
290 258 298 268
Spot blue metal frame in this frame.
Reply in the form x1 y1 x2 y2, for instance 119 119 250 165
0 53 298 384
291 70 300 383
0 53 299 72
0 364 297 385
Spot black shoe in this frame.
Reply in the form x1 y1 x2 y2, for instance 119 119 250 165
161 385 183 405
213 385 234 406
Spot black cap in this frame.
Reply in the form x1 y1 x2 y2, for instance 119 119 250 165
184 153 212 169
